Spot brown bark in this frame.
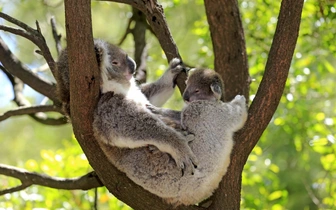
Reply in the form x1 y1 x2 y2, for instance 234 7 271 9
132 7 148 84
204 0 249 102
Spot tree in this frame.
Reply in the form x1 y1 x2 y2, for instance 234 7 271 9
0 0 308 209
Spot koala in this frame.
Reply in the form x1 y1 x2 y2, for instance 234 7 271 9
94 65 247 206
55 39 182 117
97 93 247 206
79 41 198 176
148 68 225 130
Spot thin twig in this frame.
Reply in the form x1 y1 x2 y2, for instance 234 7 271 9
0 105 63 122
118 17 133 46
0 164 104 196
2 65 67 125
0 12 33 32
0 37 58 102
0 11 57 76
50 16 62 55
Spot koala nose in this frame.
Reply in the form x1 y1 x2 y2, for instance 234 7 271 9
126 55 136 74
183 92 190 102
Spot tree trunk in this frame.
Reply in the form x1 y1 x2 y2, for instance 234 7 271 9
205 0 304 209
64 0 304 209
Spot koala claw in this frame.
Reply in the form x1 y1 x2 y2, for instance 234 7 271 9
184 133 195 143
146 104 160 114
169 58 182 68
178 145 198 176
169 58 184 75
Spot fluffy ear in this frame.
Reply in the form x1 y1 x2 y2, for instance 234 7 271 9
186 68 196 75
210 82 222 100
94 45 104 68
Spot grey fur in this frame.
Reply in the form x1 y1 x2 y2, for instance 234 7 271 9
55 39 136 117
147 68 225 130
140 58 183 106
55 39 181 117
96 95 247 206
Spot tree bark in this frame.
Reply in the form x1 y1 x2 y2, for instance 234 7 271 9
204 0 249 102
132 7 148 84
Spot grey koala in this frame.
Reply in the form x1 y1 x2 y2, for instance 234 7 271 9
55 39 183 116
83 40 198 175
94 64 248 206
148 68 226 130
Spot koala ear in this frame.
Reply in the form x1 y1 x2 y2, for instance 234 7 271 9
210 82 222 100
95 45 104 68
187 68 196 75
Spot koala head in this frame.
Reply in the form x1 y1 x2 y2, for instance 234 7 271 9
183 68 224 103
94 39 136 94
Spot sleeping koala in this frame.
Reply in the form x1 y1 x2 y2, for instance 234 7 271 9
147 68 226 130
94 65 248 206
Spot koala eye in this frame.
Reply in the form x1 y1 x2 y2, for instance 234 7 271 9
195 89 200 93
112 61 119 66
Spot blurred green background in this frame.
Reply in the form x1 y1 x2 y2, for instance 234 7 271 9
0 0 335 209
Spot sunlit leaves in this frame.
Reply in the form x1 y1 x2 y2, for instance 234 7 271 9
1 136 131 210
240 0 336 209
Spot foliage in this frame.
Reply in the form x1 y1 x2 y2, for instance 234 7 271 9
0 0 335 209
0 135 131 210
241 0 336 209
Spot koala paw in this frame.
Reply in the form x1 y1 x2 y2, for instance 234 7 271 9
146 104 161 114
233 95 246 104
147 145 160 154
184 132 195 143
169 58 184 75
172 139 198 176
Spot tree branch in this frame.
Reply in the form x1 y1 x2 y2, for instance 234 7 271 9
50 16 62 56
239 0 304 158
0 164 103 196
0 105 62 122
0 37 58 102
204 0 249 102
1 65 67 125
118 16 132 46
0 12 57 77
131 7 148 84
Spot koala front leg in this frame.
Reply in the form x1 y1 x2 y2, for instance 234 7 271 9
146 104 182 126
94 93 198 175
228 95 248 131
140 58 185 107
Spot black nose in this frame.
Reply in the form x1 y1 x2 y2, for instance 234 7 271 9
183 92 190 102
126 55 136 74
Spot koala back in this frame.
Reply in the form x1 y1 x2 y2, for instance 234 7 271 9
95 96 247 206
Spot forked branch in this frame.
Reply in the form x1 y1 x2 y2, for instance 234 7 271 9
0 12 56 76
0 164 103 196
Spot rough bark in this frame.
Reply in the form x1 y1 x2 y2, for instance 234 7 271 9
204 0 249 102
132 7 148 84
